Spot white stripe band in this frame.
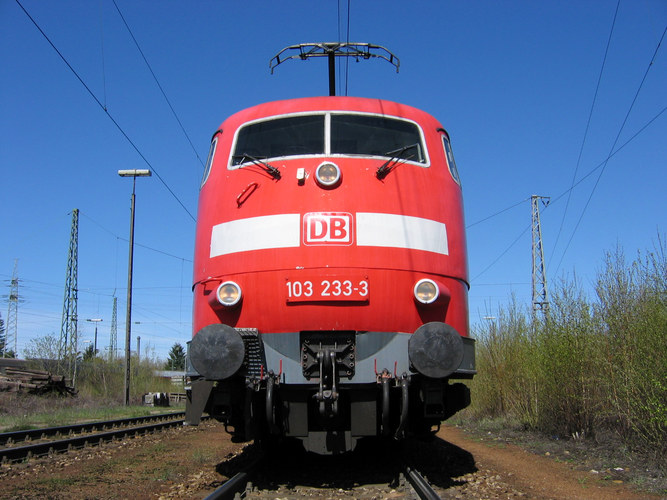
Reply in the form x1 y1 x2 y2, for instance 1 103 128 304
210 214 300 257
356 212 448 255
210 213 448 257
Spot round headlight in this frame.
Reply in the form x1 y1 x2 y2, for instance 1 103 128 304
414 279 439 304
315 162 341 187
216 281 242 307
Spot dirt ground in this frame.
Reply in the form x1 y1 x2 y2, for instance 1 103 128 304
0 419 662 499
436 425 661 500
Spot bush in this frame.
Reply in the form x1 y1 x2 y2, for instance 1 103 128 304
466 239 666 453
76 356 176 404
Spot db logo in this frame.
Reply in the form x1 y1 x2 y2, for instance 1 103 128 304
303 212 353 245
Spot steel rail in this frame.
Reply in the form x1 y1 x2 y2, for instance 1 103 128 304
0 411 184 446
202 456 264 500
0 417 186 463
404 466 442 500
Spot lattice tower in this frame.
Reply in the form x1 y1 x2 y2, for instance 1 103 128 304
59 209 79 377
110 296 117 360
4 260 20 357
531 195 550 317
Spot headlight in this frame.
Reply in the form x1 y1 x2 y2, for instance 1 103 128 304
315 162 341 187
414 279 439 304
216 281 242 307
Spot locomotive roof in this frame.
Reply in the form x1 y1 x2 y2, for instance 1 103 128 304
219 97 444 133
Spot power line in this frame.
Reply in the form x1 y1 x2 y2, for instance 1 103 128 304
80 211 192 262
550 0 620 265
345 0 351 96
337 1 342 96
554 24 667 275
98 0 107 110
15 0 196 222
472 223 531 283
466 197 529 228
111 0 205 169
471 99 664 281
548 105 666 211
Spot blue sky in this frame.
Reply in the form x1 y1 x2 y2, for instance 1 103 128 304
1 1 665 360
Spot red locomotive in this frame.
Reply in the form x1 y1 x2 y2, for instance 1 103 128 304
186 95 475 454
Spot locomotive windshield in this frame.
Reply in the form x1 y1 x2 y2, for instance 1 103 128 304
330 114 424 162
231 115 325 165
230 113 426 167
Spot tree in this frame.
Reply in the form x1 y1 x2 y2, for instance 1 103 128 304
23 334 60 360
165 343 186 370
82 344 96 362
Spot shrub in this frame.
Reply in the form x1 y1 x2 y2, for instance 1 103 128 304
466 238 666 453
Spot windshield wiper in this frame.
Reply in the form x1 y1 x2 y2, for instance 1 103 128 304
234 153 281 180
376 143 420 180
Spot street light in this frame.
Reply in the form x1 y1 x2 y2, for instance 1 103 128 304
118 168 151 405
86 318 103 355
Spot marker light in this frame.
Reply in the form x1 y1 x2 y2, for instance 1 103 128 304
216 281 242 307
414 279 439 304
315 162 341 187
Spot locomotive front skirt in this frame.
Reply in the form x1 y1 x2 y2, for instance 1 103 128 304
186 96 475 454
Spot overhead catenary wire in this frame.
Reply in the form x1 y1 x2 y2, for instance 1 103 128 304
15 0 196 223
549 0 620 267
335 0 352 96
80 211 192 262
470 103 665 281
553 23 667 275
467 197 530 229
345 0 351 96
98 0 107 110
549 104 666 208
111 0 205 170
472 224 531 283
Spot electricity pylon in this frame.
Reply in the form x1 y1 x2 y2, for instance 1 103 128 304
59 209 79 379
3 260 20 357
110 296 117 360
531 195 550 318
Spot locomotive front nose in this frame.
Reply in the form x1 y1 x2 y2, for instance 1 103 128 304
189 324 245 380
409 322 464 378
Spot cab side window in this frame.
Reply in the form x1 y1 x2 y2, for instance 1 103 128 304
442 135 461 186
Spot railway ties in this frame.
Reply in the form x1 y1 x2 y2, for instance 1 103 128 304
0 412 186 463
203 454 445 499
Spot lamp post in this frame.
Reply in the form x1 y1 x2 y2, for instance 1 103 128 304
118 169 151 405
86 318 103 355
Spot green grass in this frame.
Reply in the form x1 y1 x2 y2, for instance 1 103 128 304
0 400 184 432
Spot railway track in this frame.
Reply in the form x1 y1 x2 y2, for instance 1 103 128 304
404 465 443 499
0 411 186 463
203 450 444 499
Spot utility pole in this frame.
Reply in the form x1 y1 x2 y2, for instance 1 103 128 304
118 169 151 406
270 43 400 96
531 195 550 318
86 318 102 355
59 209 79 380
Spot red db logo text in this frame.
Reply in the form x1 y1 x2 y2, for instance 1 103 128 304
303 212 353 245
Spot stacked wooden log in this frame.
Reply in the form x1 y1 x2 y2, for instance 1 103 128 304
0 367 76 396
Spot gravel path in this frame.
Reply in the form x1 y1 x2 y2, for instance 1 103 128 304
0 420 659 499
